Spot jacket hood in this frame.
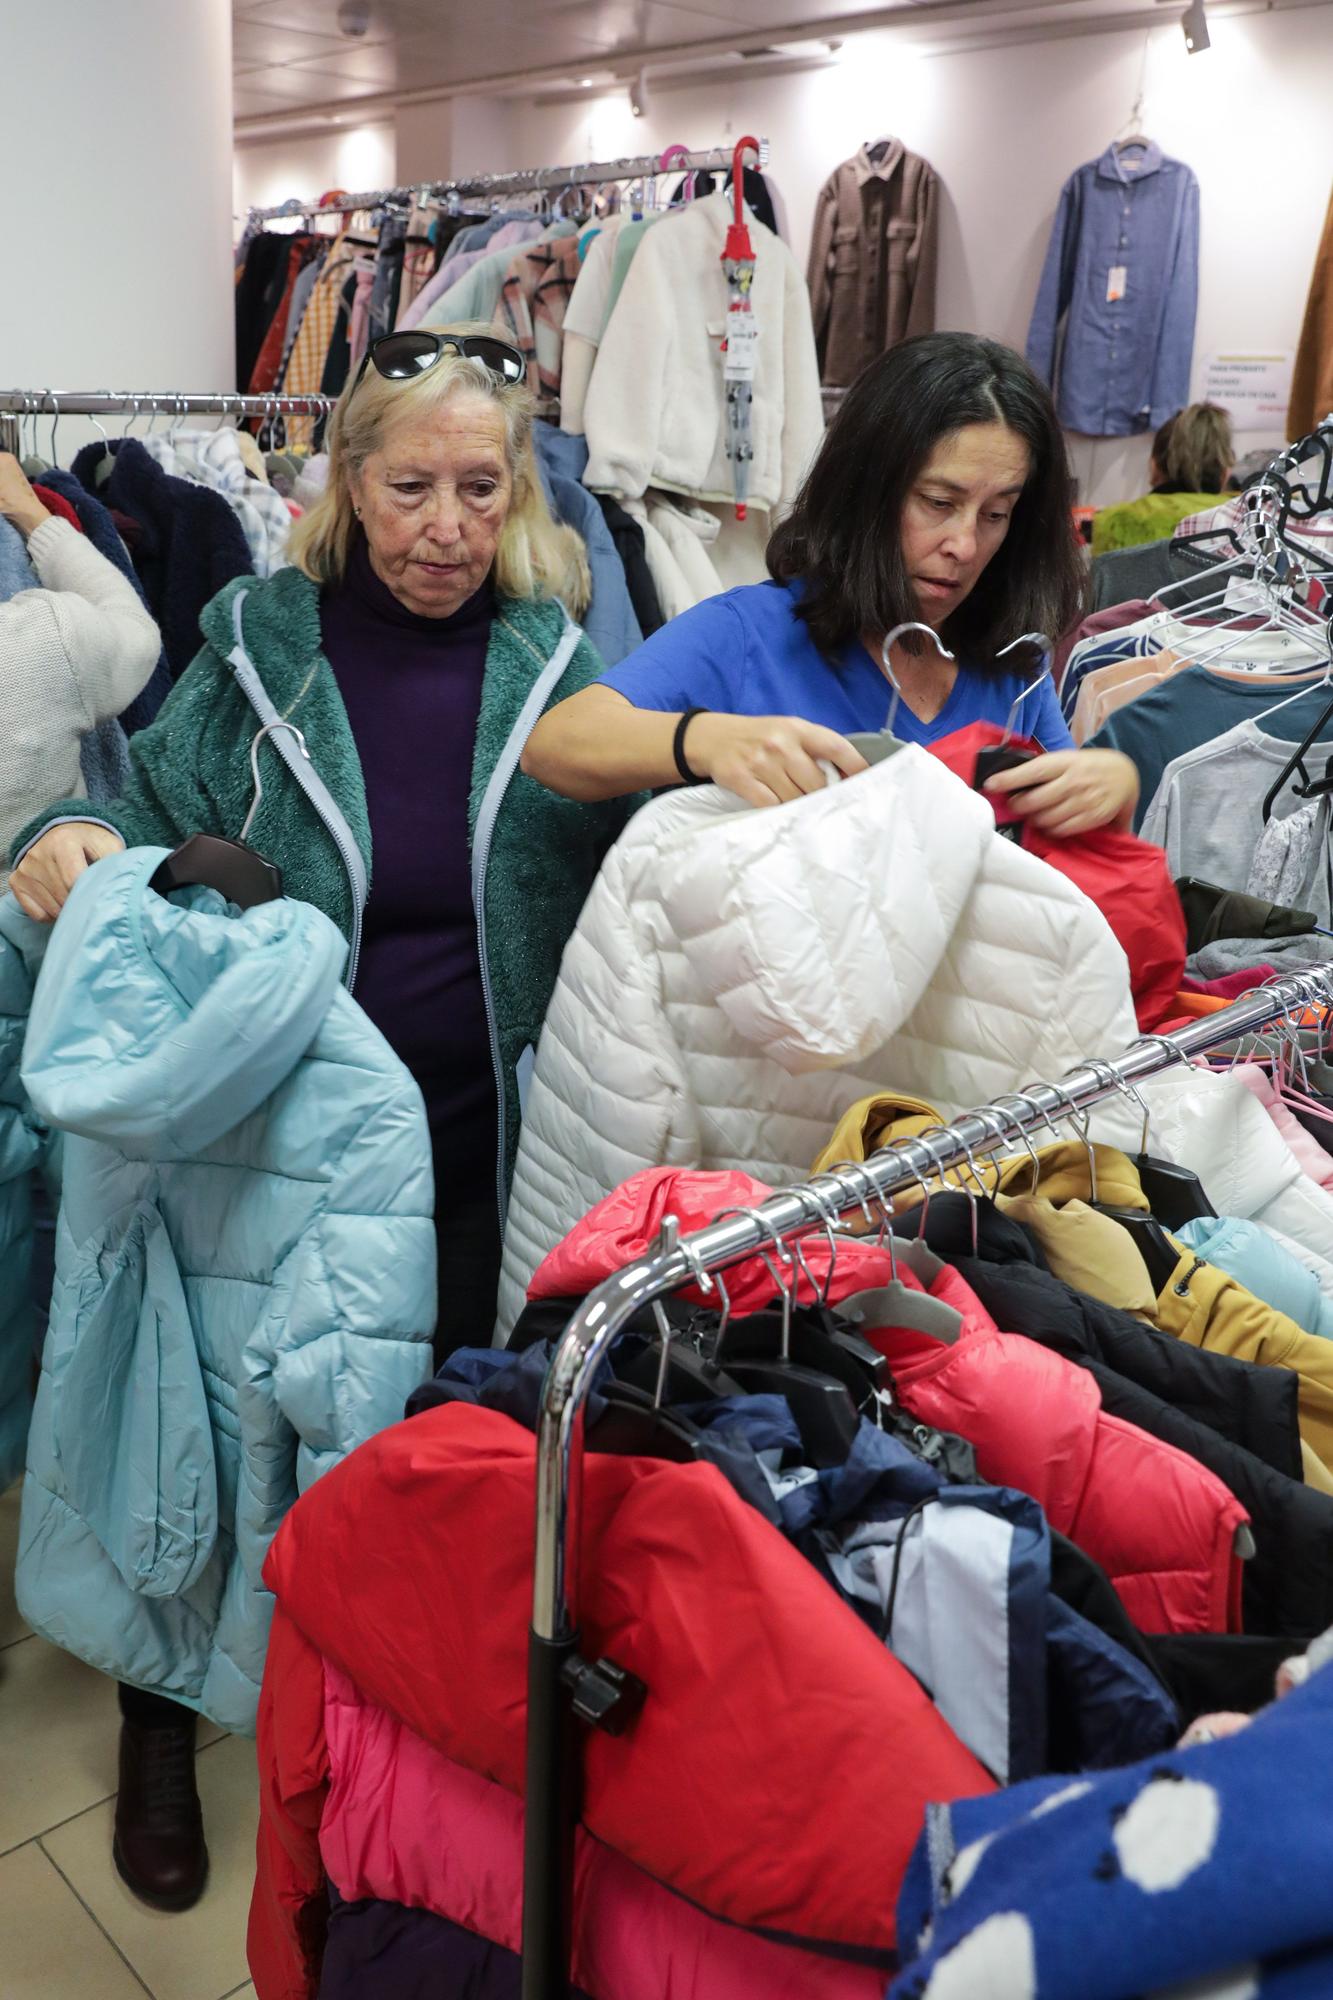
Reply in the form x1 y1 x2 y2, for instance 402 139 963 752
812 1097 1150 1218
657 749 1001 1075
22 848 347 1155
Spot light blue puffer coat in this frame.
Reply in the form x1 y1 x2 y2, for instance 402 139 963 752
0 900 55 1490
14 849 435 1734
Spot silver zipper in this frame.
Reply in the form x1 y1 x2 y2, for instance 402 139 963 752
224 591 369 991
470 614 582 1224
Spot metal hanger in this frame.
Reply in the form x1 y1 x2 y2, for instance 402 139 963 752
148 719 308 911
878 622 956 735
707 1206 861 1466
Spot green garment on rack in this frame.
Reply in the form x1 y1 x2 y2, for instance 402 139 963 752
602 213 668 337
421 218 580 329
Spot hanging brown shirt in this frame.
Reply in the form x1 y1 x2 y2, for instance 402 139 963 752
806 140 940 389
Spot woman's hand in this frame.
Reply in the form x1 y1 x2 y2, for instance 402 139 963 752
0 451 51 539
686 712 868 808
9 823 126 921
984 747 1140 838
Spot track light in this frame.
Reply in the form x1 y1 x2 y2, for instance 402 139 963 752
629 69 648 117
1182 0 1210 53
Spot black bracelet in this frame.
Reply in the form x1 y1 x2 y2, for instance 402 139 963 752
673 708 708 785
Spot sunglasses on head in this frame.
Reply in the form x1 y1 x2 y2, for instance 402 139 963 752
351 330 528 397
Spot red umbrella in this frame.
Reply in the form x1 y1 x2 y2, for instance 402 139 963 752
719 136 761 520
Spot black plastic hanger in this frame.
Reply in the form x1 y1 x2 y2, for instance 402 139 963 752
587 1382 708 1463
1056 1091 1195 1291
1092 1053 1218 1226
704 1219 860 1468
1261 684 1333 822
148 833 282 910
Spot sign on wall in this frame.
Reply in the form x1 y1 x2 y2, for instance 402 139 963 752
1197 351 1294 430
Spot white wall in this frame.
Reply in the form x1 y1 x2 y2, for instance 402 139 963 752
1 0 234 437
233 122 397 229
396 99 517 186
488 4 1333 505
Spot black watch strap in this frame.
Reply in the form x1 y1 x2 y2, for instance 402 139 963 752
673 708 708 785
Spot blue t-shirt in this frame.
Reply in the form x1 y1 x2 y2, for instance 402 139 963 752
597 579 1074 751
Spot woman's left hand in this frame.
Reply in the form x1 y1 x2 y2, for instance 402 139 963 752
984 747 1140 837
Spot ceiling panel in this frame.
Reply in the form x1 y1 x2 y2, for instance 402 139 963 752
236 0 452 39
231 0 1112 119
232 17 356 67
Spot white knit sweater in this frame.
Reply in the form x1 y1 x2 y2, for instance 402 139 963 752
1 518 161 883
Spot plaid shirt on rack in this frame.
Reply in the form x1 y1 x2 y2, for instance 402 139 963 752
499 235 582 411
282 237 359 441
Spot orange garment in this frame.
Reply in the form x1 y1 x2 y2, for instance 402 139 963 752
1289 184 1333 440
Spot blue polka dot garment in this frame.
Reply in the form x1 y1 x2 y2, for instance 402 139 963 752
887 1643 1333 1999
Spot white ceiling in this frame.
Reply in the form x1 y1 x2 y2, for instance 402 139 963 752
230 0 1298 127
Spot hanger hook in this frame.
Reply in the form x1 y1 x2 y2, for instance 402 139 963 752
242 721 311 843
888 1144 935 1239
879 622 957 736
715 1206 797 1359
1083 1057 1155 1160
47 390 59 466
918 1126 981 1254
1041 1079 1100 1204
986 1094 1049 1198
966 1107 1019 1200
819 1159 900 1278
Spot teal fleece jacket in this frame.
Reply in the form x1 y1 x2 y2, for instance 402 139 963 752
16 568 642 1211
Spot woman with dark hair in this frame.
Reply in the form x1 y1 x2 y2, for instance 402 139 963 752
524 332 1140 835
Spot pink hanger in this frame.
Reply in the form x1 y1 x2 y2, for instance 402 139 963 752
659 143 694 200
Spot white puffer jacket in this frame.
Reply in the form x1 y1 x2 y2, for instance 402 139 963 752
498 747 1144 1334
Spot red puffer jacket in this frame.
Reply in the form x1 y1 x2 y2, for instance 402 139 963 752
870 1259 1248 1634
532 1167 1249 1634
927 723 1187 1031
529 1164 916 1313
249 1400 992 1998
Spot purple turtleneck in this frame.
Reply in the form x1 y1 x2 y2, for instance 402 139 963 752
319 532 496 1176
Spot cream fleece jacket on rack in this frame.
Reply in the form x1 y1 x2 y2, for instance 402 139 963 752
1 519 161 889
581 191 824 513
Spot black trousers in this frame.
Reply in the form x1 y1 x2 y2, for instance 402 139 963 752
432 1192 503 1367
118 1682 197 1730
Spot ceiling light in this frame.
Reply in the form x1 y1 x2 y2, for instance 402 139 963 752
579 76 594 87
629 69 648 117
1182 0 1210 52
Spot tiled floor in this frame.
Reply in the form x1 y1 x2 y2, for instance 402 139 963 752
0 1485 258 2000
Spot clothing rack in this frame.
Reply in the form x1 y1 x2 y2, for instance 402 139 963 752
521 960 1333 1999
243 142 771 225
0 389 333 457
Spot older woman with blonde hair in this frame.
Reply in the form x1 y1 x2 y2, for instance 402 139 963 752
8 327 638 1909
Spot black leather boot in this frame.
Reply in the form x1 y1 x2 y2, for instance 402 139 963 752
113 1708 209 1911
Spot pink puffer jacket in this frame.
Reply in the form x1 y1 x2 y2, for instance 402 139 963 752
319 1662 884 2000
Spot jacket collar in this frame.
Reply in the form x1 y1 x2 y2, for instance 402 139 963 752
1097 140 1164 184
856 139 906 186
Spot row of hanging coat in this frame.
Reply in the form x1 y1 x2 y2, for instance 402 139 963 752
1057 424 1333 978
0 389 330 863
234 142 817 634
247 952 1333 2000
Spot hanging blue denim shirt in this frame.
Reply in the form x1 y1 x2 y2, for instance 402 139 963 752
1026 142 1200 439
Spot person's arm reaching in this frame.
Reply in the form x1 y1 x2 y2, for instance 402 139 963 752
521 685 867 808
521 592 868 807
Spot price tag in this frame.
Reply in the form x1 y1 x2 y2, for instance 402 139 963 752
723 310 760 382
1107 265 1128 303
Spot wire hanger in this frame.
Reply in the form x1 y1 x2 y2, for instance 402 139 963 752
148 720 308 910
879 622 956 734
